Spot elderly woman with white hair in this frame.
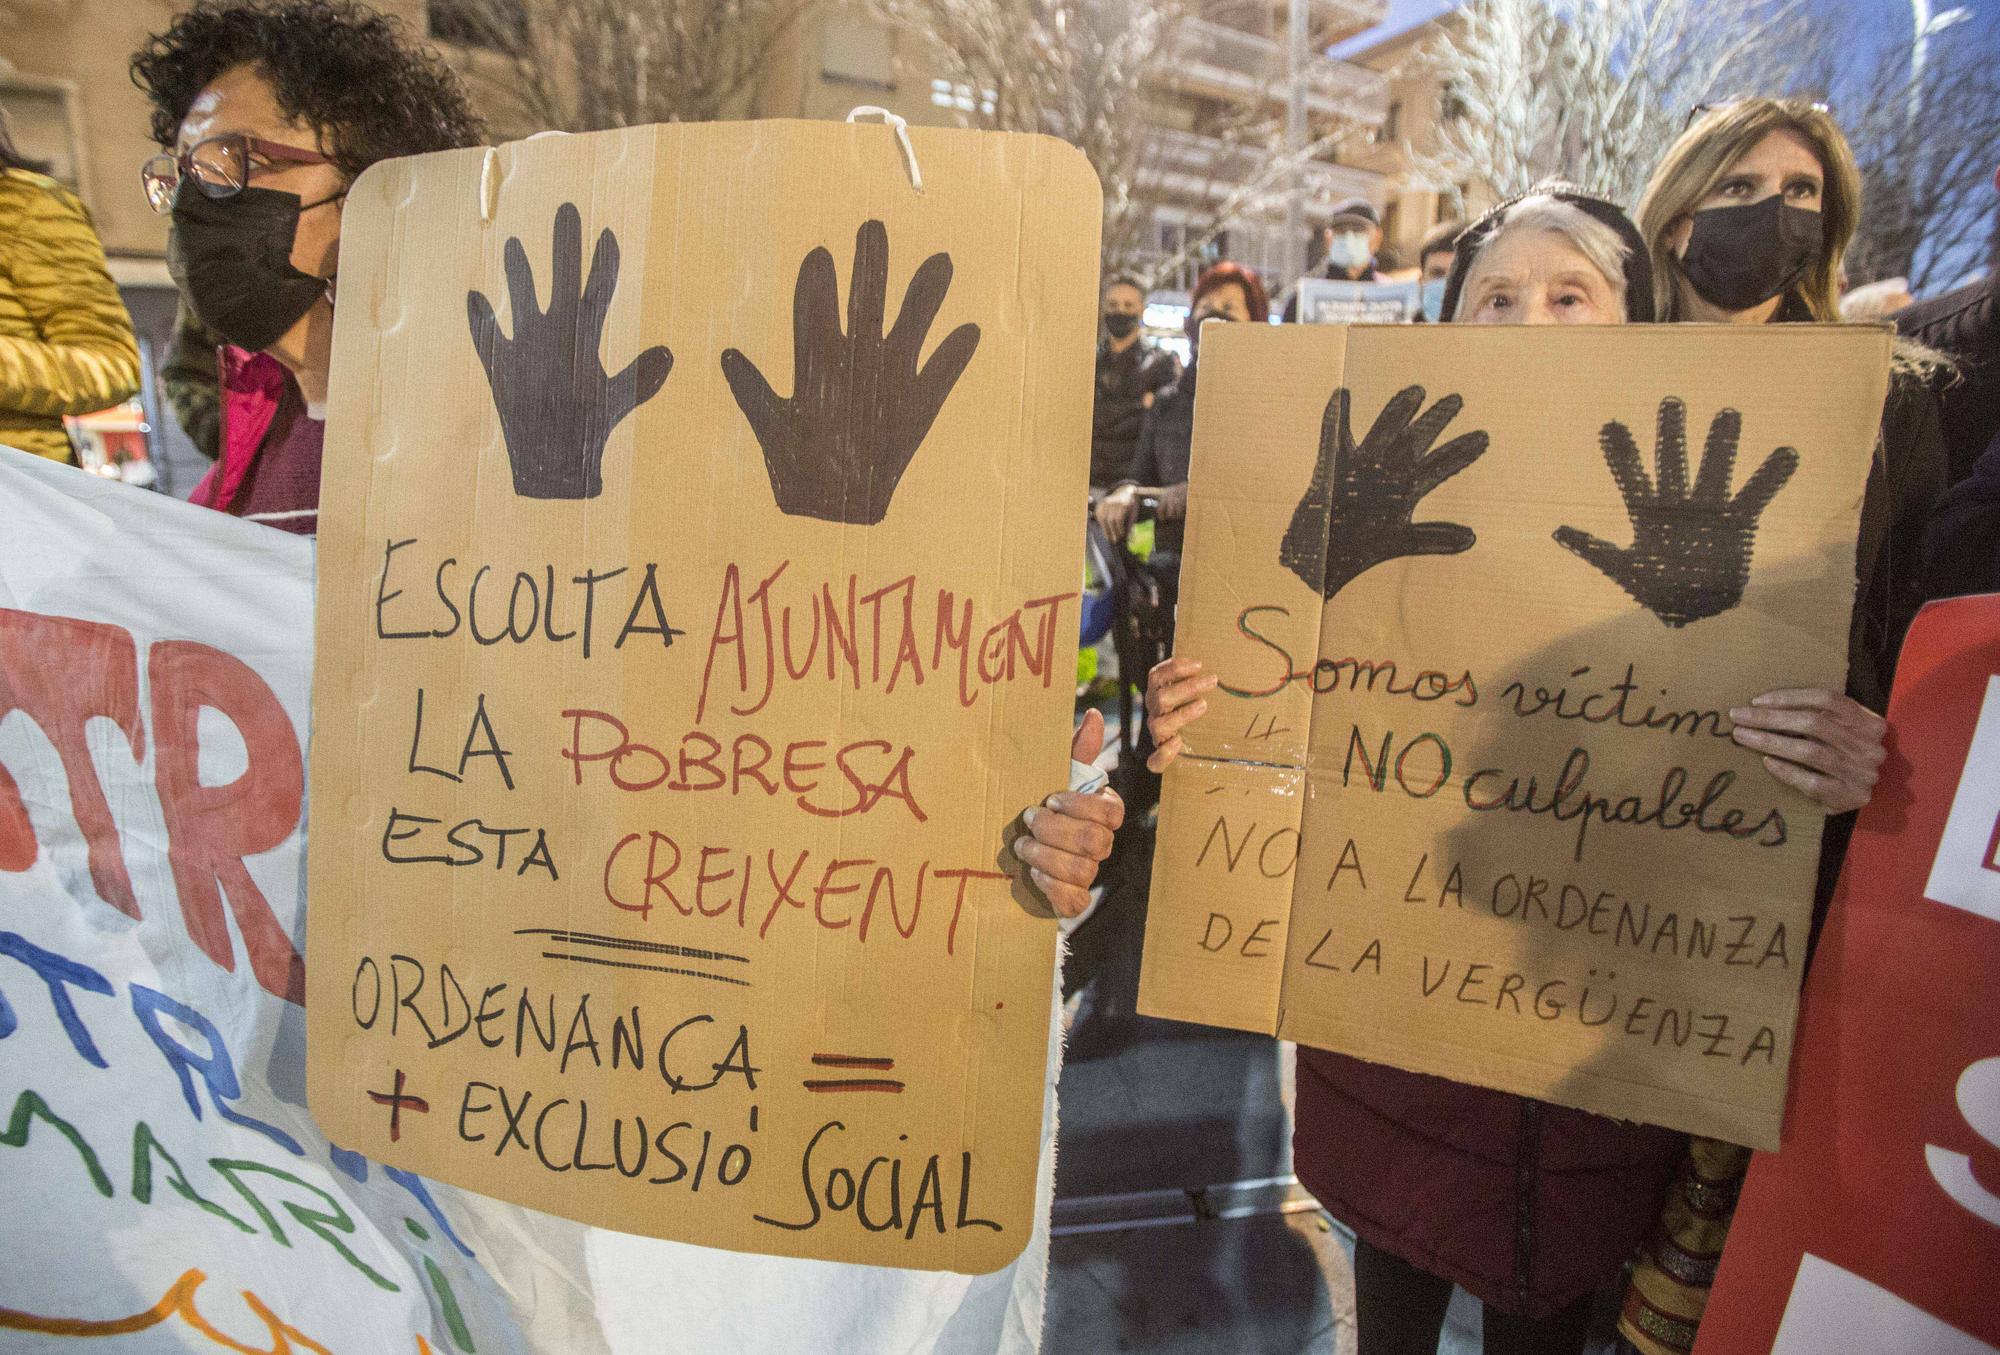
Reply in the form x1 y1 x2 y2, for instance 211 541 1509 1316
1440 181 1658 326
1144 183 1673 1355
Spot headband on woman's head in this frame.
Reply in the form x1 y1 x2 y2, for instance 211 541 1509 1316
1439 181 1655 324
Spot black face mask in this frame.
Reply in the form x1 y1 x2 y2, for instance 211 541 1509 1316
1103 311 1140 339
1184 311 1235 353
168 183 340 352
1679 194 1823 313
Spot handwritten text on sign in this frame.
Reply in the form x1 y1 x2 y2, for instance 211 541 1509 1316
307 122 1100 1271
1137 324 1889 1147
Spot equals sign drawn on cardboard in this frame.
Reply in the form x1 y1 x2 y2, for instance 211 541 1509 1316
515 927 751 988
805 1053 905 1093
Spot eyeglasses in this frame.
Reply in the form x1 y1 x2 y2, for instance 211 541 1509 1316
141 133 333 215
1684 98 1831 130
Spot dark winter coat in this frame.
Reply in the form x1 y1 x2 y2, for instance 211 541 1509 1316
1893 270 1998 484
1118 363 1197 555
1923 430 2000 599
1294 1050 1683 1319
1807 371 1949 921
1091 337 1177 488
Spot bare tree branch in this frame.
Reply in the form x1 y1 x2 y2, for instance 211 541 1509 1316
1410 0 1812 209
1837 21 2000 291
435 0 817 130
867 0 1382 283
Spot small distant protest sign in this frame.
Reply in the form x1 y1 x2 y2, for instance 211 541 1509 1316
1295 278 1424 324
306 120 1100 1272
1137 322 1890 1148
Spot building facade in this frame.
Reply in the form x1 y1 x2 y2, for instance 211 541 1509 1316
1332 5 1497 271
0 0 1425 484
3 0 1393 305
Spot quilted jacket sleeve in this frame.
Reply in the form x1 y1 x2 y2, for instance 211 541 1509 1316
0 174 142 418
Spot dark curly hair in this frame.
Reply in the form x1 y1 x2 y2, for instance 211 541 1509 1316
130 0 485 179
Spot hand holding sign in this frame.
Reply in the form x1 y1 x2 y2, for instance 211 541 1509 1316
1729 687 1887 812
1011 709 1125 918
1142 655 1218 773
723 220 981 526
1554 398 1798 628
468 202 674 501
1279 385 1488 601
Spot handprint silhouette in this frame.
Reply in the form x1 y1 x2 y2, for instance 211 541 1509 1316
1554 397 1797 628
468 202 674 501
1279 384 1489 601
723 220 980 526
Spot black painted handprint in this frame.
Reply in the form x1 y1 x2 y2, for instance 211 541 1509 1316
723 220 980 526
1554 398 1798 628
1279 385 1489 601
468 202 673 501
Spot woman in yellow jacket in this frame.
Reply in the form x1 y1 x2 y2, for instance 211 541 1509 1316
0 122 141 462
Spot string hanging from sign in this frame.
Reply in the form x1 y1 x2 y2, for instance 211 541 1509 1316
846 107 924 194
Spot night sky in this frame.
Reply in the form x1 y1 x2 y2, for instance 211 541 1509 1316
1332 0 1998 284
1336 0 1997 84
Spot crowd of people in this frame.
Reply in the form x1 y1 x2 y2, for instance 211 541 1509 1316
1093 125 1998 637
0 1 1994 1353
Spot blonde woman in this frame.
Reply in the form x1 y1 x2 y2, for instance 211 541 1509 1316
1618 98 1950 1355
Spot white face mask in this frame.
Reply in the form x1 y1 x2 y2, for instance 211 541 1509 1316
1325 230 1372 270
1420 277 1448 321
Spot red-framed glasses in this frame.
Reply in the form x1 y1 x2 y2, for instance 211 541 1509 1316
141 133 333 215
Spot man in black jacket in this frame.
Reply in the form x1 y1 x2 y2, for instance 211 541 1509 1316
1892 165 1999 484
1925 431 2000 597
1090 274 1177 489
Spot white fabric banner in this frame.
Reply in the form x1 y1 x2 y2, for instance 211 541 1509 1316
0 448 1056 1353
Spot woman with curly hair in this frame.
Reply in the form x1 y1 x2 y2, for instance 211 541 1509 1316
130 0 485 533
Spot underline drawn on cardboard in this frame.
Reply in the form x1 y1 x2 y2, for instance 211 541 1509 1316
367 1068 430 1143
1278 385 1489 601
722 220 981 526
513 926 751 967
1554 398 1798 628
468 202 674 501
805 1053 906 1093
537 948 754 987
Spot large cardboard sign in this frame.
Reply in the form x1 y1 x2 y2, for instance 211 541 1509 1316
0 450 1063 1352
1693 595 2000 1354
306 122 1098 1273
1137 323 1889 1146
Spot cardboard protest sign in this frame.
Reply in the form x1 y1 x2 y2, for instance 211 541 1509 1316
1137 323 1889 1147
306 121 1099 1272
1693 596 2000 1355
0 450 1062 1353
1296 278 1423 324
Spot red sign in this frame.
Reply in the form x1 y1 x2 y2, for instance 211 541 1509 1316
1697 595 2000 1353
